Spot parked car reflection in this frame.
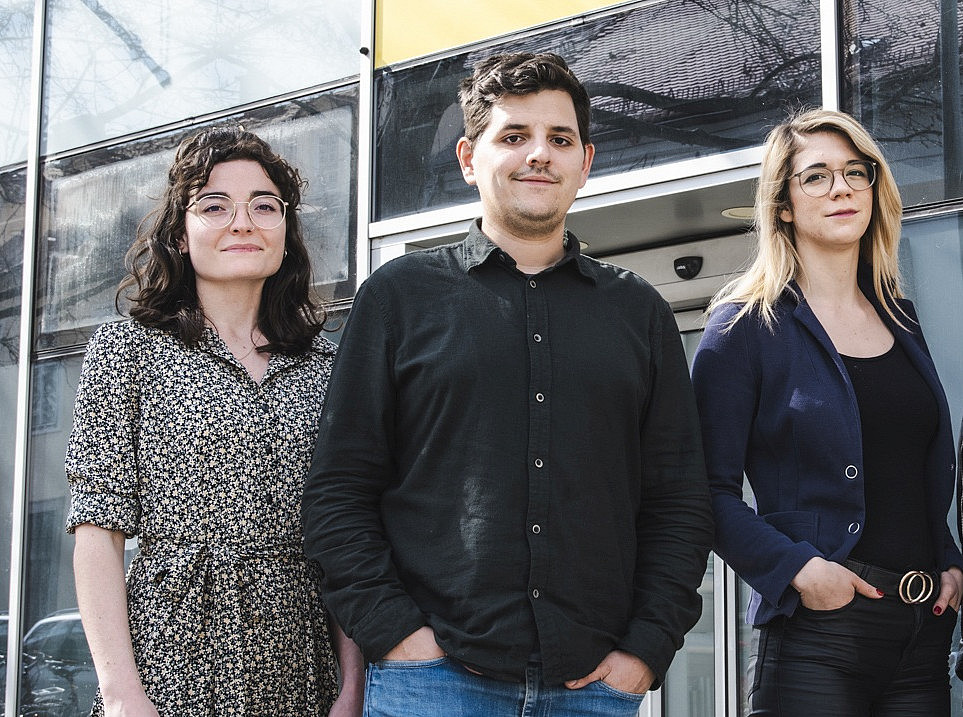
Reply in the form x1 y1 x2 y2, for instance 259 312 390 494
19 609 96 717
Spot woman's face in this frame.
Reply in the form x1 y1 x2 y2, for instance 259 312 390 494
779 131 873 257
180 159 286 294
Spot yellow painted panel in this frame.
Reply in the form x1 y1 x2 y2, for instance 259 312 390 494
376 0 618 67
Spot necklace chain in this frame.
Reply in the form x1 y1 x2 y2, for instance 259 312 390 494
233 339 258 362
204 315 262 362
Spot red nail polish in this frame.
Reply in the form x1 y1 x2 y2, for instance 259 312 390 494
934 606 943 615
876 589 884 597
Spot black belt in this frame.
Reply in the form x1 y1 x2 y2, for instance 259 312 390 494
844 558 937 605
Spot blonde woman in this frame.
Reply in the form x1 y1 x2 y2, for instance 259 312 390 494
691 109 962 715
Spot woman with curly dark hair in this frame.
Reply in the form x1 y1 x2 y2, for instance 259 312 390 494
65 127 362 717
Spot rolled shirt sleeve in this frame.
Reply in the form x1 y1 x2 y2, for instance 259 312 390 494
65 321 143 538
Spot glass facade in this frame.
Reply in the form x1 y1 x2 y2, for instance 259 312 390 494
0 4 34 167
0 0 32 705
40 0 359 154
0 166 22 708
374 0 821 221
35 86 359 353
4 1 963 715
842 0 963 205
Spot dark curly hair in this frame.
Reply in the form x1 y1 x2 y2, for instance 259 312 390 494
458 52 591 146
117 127 327 354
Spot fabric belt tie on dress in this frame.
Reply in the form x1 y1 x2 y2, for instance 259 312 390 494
135 538 305 713
844 558 937 604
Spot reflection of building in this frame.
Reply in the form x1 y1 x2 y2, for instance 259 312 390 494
0 1 961 715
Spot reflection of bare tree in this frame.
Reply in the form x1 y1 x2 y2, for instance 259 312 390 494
380 1 823 218
939 0 962 196
79 0 171 88
26 85 357 354
40 1 358 154
682 0 813 65
0 3 35 166
0 168 25 365
842 0 951 139
588 82 749 150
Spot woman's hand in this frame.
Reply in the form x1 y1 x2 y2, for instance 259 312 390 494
103 686 160 717
791 556 883 610
327 690 364 717
75 525 156 717
933 566 963 616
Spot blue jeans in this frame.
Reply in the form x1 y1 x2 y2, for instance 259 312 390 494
364 657 646 717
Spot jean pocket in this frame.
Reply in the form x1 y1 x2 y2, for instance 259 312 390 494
593 679 648 702
796 593 859 616
374 656 449 670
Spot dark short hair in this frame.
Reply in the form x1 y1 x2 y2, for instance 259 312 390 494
117 127 327 354
458 52 591 146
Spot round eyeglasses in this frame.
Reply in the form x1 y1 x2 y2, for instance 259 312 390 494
187 194 289 230
790 160 877 198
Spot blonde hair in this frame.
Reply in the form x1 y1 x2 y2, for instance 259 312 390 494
709 108 904 328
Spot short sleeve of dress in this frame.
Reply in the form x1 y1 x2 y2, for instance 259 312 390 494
64 321 143 537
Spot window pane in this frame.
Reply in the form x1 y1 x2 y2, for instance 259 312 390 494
374 0 820 221
35 86 358 351
663 556 715 716
899 212 963 442
0 167 22 706
737 577 754 714
0 4 34 166
669 323 716 716
42 0 359 154
842 0 963 204
898 211 963 712
22 354 95 716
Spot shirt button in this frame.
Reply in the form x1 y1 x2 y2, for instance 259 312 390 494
532 524 541 534
533 333 542 343
532 588 540 599
529 279 537 289
845 465 858 480
534 458 544 468
848 522 860 534
535 392 544 402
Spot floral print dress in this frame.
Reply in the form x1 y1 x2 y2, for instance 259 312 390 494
65 320 339 716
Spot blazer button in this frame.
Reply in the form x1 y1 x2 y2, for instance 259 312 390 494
844 465 858 480
848 522 860 534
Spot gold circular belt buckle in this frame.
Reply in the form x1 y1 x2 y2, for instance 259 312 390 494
898 570 934 604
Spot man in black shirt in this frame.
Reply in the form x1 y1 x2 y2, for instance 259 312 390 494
302 52 713 716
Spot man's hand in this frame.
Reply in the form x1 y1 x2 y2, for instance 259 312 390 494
563 650 654 695
382 626 445 661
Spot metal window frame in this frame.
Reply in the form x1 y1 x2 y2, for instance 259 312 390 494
7 0 48 713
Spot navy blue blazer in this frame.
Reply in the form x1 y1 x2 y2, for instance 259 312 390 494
692 279 961 626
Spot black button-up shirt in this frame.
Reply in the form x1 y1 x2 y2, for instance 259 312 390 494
303 221 712 686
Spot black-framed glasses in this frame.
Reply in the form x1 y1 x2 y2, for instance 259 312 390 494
790 160 877 198
187 194 289 230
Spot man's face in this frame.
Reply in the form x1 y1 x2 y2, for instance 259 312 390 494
456 90 594 241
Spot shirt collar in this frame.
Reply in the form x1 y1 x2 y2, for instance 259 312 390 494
460 218 595 283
